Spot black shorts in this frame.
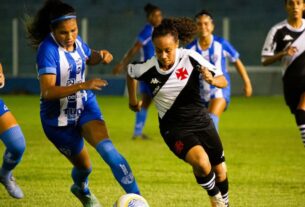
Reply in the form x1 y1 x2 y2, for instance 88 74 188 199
160 122 225 166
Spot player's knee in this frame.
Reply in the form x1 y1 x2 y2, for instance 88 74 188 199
1 126 26 158
191 157 211 177
214 162 227 182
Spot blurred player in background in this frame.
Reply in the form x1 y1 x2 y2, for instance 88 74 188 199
113 3 163 139
187 10 252 131
127 17 229 207
26 0 140 206
0 63 26 199
261 0 305 147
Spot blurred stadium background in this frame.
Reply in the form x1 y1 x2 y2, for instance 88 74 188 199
0 0 285 96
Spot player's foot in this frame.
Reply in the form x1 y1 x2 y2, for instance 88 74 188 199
0 175 24 199
209 192 226 207
71 184 102 207
132 133 150 140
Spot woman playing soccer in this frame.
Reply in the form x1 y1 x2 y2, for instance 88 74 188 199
261 0 305 147
26 0 140 206
113 3 163 139
187 10 252 131
0 63 26 199
127 18 229 207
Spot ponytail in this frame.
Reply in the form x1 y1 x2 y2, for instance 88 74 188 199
152 17 197 44
25 0 76 49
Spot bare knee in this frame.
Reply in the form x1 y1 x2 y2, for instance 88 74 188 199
213 162 227 182
185 146 211 177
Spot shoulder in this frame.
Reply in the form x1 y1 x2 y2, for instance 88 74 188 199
37 35 58 55
128 57 157 78
267 20 288 36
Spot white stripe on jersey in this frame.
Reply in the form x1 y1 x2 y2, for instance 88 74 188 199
284 30 305 67
58 48 70 126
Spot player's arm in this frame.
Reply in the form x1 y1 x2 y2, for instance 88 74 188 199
261 46 298 66
87 49 113 65
0 63 5 88
112 41 142 75
39 74 108 100
126 74 142 112
234 59 252 97
199 67 228 88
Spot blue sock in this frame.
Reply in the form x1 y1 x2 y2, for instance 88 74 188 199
0 125 26 179
209 113 219 132
134 108 148 136
96 139 140 194
71 167 92 195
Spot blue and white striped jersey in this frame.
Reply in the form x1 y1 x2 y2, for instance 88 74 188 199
37 33 91 126
137 24 155 61
186 35 239 103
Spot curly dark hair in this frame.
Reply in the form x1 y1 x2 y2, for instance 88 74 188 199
25 0 76 49
152 17 198 45
144 3 160 18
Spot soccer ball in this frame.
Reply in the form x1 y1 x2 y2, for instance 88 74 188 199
113 193 150 207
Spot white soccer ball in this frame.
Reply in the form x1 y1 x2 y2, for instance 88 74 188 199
113 193 150 207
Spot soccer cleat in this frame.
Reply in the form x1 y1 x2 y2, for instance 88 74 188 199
0 175 24 199
209 192 226 207
132 133 150 140
71 184 102 207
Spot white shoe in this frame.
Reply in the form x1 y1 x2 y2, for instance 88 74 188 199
71 184 102 207
0 175 24 199
209 192 226 207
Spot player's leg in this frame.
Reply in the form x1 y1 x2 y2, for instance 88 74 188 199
133 82 152 139
208 98 226 132
185 146 225 207
81 120 140 194
295 91 305 147
213 163 229 206
67 147 101 207
42 122 100 206
0 102 25 199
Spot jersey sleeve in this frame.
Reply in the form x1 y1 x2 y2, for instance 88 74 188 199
137 25 152 46
36 43 58 76
77 36 91 58
222 39 240 63
128 58 156 80
188 49 223 77
261 26 277 57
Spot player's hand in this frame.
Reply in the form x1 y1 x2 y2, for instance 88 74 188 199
82 78 108 90
129 100 142 112
201 67 214 85
244 82 252 97
0 73 5 89
285 46 298 57
112 63 124 75
100 50 113 64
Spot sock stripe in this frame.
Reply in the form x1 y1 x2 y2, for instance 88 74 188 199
200 173 216 188
298 124 305 129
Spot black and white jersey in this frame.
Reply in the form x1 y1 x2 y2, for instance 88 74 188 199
262 19 305 77
128 48 223 130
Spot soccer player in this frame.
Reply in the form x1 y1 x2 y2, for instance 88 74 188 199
127 17 229 207
187 10 252 131
26 0 140 206
0 63 26 199
113 3 163 139
261 0 305 147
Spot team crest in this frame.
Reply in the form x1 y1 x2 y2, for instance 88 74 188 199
174 140 184 154
176 68 188 80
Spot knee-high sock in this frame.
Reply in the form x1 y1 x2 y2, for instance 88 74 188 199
133 108 148 136
295 109 305 147
71 167 92 195
209 113 219 132
195 171 220 196
96 139 140 194
0 125 26 179
216 178 229 206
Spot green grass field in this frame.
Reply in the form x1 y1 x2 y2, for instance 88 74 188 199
0 95 304 207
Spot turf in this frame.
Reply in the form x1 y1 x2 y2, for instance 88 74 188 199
0 95 304 207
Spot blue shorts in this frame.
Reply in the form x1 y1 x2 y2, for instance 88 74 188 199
202 86 231 110
139 81 152 96
41 95 104 157
0 99 9 116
